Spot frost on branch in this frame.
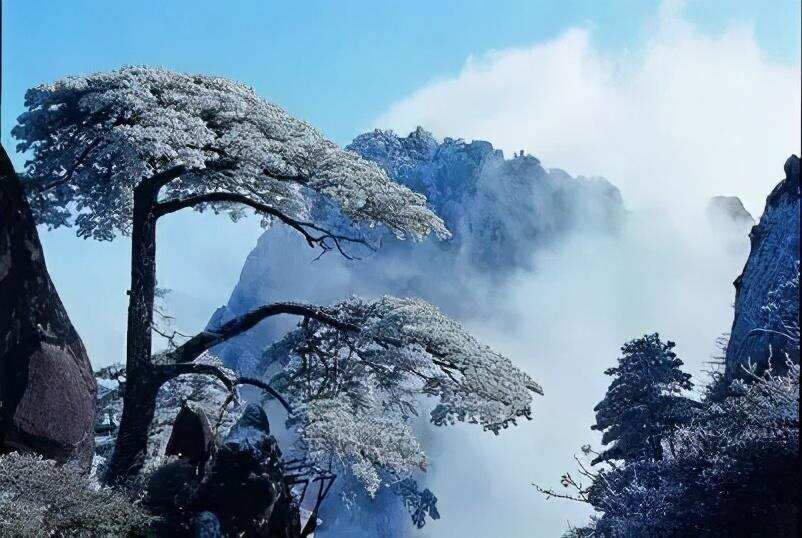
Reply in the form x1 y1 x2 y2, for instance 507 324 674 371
13 66 449 241
297 396 426 497
266 295 542 495
754 263 800 361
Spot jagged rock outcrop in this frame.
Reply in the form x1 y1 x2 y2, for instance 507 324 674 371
0 145 96 469
210 128 626 374
706 195 755 256
724 155 800 382
348 127 624 272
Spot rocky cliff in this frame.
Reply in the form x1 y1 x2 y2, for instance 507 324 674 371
0 145 96 469
724 155 800 382
209 128 625 374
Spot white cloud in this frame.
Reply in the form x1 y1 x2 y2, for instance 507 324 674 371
374 5 799 536
376 7 800 218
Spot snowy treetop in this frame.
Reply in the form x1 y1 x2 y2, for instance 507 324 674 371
267 295 542 495
13 66 449 241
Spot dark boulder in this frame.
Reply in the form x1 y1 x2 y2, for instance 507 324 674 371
725 155 800 382
0 145 96 469
194 404 301 537
144 403 302 536
165 402 214 471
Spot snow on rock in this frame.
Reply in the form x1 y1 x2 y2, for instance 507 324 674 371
725 155 800 381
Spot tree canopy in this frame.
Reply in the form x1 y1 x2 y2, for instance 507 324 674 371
13 66 449 243
263 295 543 496
591 333 693 464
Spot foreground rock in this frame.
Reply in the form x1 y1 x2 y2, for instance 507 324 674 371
0 145 96 469
97 361 303 535
193 404 302 536
142 403 302 537
725 155 800 382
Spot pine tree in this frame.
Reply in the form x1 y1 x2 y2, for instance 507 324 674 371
591 333 693 464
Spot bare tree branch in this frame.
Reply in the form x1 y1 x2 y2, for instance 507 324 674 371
162 302 360 365
158 362 236 391
155 362 294 414
237 376 293 415
301 473 337 537
153 191 374 259
747 327 799 342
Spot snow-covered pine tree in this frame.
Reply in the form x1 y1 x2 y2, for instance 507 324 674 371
12 66 451 484
591 333 694 464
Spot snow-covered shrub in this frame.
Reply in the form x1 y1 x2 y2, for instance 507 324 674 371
542 362 800 537
0 452 153 536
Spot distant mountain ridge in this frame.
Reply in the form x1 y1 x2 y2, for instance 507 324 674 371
706 195 755 256
208 128 626 376
347 128 624 273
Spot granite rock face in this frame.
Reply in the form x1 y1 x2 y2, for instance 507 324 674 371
210 128 626 374
724 155 800 382
0 146 96 470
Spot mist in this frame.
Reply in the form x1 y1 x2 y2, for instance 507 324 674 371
414 205 750 536
199 158 753 536
361 6 796 531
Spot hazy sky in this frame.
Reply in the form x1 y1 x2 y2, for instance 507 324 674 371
1 1 800 535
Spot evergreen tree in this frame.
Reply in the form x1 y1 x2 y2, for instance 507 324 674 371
591 333 693 464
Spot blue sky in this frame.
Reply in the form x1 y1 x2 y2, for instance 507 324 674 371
2 0 799 149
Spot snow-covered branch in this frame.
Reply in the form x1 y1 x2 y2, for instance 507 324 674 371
163 302 360 365
14 67 450 242
264 295 542 495
154 191 373 258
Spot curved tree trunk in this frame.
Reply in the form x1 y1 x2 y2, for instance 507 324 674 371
105 180 161 483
